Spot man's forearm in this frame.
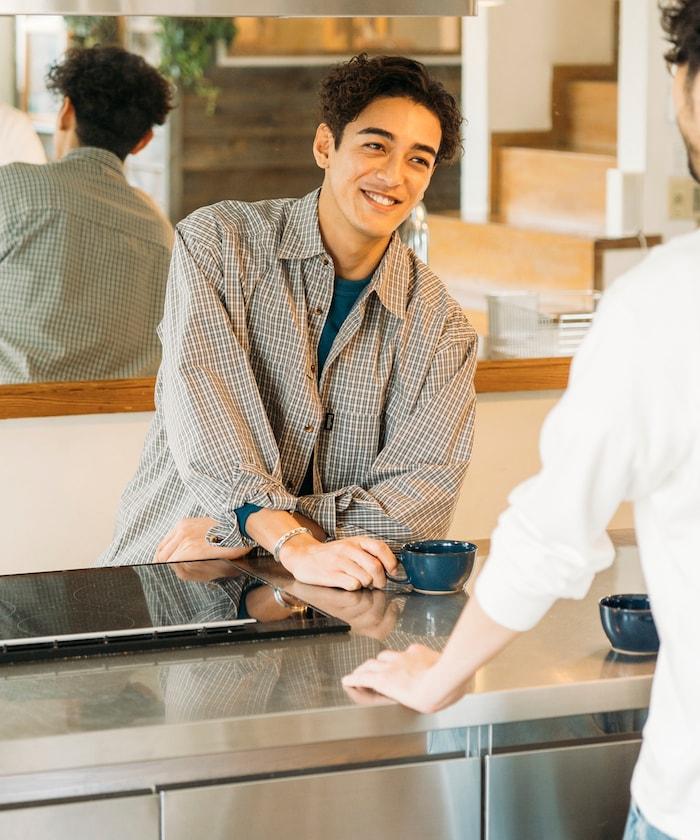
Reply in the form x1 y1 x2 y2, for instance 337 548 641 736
425 596 519 710
292 511 328 542
244 507 326 555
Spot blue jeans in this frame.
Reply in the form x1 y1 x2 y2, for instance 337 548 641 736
623 801 676 840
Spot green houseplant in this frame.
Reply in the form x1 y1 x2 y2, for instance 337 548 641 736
63 16 124 48
155 17 236 115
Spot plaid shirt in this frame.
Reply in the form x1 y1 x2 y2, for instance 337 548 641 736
0 147 172 383
100 190 476 565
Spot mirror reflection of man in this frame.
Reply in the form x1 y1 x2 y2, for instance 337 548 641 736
101 54 477 591
0 46 173 383
344 6 700 839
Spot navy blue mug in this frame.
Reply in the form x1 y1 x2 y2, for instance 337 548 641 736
599 594 660 655
386 540 477 594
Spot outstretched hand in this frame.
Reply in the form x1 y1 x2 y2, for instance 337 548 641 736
342 643 442 713
343 595 520 713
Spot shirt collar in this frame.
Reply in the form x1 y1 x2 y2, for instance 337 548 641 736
368 233 409 320
279 189 409 320
277 189 326 260
63 147 125 175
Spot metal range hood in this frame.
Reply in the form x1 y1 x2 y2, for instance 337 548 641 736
0 0 477 15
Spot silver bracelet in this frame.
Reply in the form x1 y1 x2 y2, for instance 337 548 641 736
272 526 311 564
272 587 307 614
272 587 289 608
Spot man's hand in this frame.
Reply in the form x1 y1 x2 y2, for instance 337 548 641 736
342 596 518 713
155 517 252 564
279 532 398 590
342 644 443 712
292 586 403 639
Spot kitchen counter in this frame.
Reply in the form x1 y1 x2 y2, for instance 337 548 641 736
0 530 652 812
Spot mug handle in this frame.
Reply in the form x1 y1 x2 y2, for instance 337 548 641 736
385 552 410 584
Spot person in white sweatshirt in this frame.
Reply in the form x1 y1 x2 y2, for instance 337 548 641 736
344 2 700 838
0 102 46 166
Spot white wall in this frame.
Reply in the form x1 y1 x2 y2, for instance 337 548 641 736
0 412 152 574
487 0 615 132
0 17 15 105
0 393 632 576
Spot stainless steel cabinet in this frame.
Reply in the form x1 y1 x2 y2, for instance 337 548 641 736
162 757 480 840
0 793 159 840
485 739 641 840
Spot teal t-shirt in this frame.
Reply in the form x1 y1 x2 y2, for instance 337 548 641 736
236 274 371 536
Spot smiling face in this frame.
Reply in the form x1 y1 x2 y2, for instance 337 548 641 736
314 96 442 262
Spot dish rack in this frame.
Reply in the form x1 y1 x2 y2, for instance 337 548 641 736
487 291 601 358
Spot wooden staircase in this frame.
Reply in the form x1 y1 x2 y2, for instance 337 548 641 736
430 62 660 336
492 65 619 235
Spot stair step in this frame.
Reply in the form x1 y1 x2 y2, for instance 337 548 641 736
561 80 617 154
428 215 597 295
495 147 616 235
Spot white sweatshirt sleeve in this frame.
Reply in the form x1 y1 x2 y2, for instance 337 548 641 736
475 255 692 631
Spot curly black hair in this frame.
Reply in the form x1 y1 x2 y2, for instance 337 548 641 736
46 46 174 160
661 0 700 80
319 54 463 165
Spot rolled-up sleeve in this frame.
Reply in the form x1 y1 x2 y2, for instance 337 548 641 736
160 224 297 547
296 313 477 550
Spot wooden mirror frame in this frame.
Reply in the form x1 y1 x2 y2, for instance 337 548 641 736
0 358 572 420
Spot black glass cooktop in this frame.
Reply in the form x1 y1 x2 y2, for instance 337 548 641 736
0 561 349 664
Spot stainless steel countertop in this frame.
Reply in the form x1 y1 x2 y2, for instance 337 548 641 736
0 532 653 786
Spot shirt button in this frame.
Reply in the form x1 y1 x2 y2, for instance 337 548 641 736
322 258 330 266
314 306 323 315
310 364 316 373
210 535 223 544
303 424 314 433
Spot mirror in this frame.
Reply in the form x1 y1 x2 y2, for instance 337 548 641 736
0 13 463 388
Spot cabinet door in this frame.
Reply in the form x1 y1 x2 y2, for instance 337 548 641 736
485 739 641 840
162 757 480 840
0 793 159 840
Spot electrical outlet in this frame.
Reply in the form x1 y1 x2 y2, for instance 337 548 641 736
668 176 700 220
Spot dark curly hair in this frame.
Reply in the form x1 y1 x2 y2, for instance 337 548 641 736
319 54 463 165
661 0 700 81
46 46 174 160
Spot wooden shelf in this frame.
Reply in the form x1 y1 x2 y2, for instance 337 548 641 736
0 358 571 420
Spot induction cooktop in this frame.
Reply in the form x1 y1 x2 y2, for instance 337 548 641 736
0 561 349 664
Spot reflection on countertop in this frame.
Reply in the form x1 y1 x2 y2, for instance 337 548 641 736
0 532 650 751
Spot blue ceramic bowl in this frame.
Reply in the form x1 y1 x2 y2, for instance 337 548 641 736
599 594 659 655
387 540 477 595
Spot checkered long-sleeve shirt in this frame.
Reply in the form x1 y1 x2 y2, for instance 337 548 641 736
99 190 477 566
0 147 172 383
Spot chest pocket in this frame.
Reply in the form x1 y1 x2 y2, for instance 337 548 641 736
317 409 383 490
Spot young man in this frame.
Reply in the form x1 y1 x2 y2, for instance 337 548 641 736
0 46 173 383
344 6 700 839
101 55 477 591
